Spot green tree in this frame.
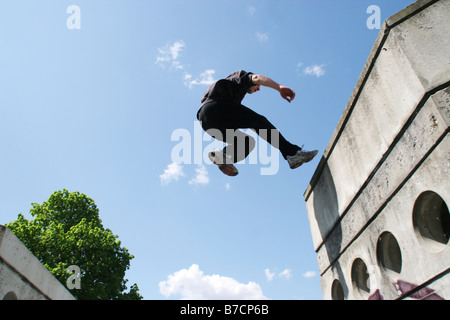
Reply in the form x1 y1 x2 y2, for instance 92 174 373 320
6 189 142 300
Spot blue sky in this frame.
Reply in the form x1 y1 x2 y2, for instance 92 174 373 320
0 0 415 300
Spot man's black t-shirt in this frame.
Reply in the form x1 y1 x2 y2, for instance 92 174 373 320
200 70 255 105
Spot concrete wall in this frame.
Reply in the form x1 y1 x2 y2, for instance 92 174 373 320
0 225 75 300
304 0 449 300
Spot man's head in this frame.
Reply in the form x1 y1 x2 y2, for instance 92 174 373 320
247 84 261 94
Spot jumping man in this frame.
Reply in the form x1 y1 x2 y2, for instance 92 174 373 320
196 70 318 176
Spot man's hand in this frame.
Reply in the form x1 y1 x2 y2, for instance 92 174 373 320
279 86 295 103
251 74 296 103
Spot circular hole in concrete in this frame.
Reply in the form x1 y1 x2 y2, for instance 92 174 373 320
413 191 450 253
331 279 345 300
351 258 370 298
377 232 402 277
2 291 18 300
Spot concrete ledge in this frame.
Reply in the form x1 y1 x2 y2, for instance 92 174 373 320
304 0 450 251
0 225 75 300
386 0 439 27
304 0 449 203
303 0 450 299
313 88 450 273
319 135 450 299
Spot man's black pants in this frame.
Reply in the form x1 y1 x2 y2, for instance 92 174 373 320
197 100 300 163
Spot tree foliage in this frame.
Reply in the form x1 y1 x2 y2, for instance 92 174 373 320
6 189 142 300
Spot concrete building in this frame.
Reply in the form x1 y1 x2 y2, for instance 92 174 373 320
0 225 75 300
304 0 449 300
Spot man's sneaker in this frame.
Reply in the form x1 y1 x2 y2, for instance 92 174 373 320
287 149 318 169
209 149 239 177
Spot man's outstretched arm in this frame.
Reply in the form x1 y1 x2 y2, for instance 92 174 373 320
251 74 296 103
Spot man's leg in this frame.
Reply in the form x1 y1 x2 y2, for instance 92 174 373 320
199 101 257 163
223 129 256 163
243 113 318 168
198 100 304 164
226 104 301 160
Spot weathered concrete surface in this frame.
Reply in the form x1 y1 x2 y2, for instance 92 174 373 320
388 0 450 91
320 134 450 300
304 0 450 300
314 89 450 273
0 225 75 300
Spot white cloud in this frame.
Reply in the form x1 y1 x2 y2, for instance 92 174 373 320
256 32 269 43
156 40 187 71
160 162 185 185
185 69 216 89
168 41 185 60
248 6 256 15
189 165 209 185
225 183 231 191
264 269 276 282
279 269 292 280
160 163 212 187
157 40 216 89
302 271 317 279
265 268 293 281
296 62 327 78
303 64 326 77
159 264 268 300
